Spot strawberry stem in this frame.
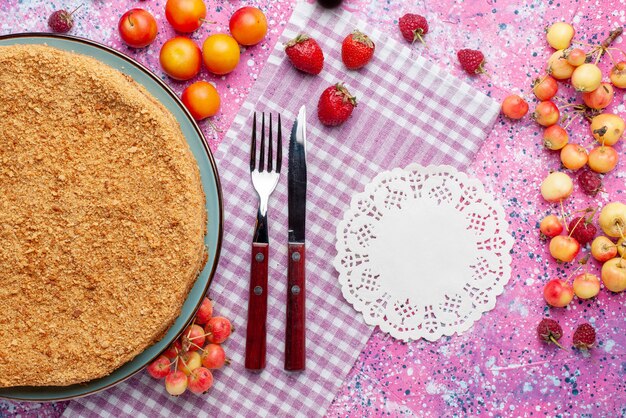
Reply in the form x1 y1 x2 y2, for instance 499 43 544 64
476 62 489 77
70 4 83 16
550 335 566 350
412 30 427 48
585 206 599 224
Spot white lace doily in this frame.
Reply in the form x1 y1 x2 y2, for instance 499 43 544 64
334 164 513 342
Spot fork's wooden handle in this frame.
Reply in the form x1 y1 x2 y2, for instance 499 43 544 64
245 242 269 371
285 242 306 371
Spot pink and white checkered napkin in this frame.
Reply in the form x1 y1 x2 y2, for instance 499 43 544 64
63 2 499 417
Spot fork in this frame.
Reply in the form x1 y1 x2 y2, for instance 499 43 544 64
245 112 282 371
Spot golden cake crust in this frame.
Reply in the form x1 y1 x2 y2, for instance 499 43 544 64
0 44 207 387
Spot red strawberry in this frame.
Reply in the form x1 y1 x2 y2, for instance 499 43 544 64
48 6 81 33
317 83 357 126
537 318 564 349
578 170 602 196
341 30 375 70
457 49 486 75
572 323 596 349
398 13 428 45
568 212 597 246
285 34 324 75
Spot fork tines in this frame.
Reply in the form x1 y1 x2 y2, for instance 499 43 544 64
250 112 282 173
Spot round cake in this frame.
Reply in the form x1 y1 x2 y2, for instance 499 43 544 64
0 45 207 387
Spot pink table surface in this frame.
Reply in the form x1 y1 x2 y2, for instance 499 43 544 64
1 0 625 416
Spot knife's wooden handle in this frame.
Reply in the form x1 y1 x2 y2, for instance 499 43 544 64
245 242 268 371
285 242 306 371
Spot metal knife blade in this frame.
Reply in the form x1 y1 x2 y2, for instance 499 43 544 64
288 105 307 243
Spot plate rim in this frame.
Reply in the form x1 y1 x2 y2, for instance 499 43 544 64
0 32 224 402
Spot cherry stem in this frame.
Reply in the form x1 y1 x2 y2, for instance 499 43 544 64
571 40 595 47
595 27 624 61
560 200 568 232
594 50 602 65
568 216 584 238
553 96 569 105
179 356 189 371
189 342 204 350
578 253 590 266
169 356 179 367
206 119 222 133
537 74 549 85
531 76 548 99
189 333 211 341
566 264 583 283
574 105 589 115
613 48 626 59
563 113 579 129
601 27 623 50
605 48 617 66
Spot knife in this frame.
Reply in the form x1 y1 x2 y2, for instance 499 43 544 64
285 105 307 371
